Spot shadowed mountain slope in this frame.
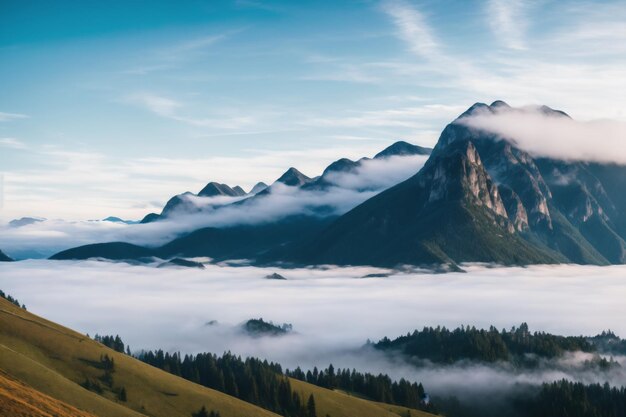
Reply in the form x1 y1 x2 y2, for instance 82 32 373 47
0 250 13 262
287 139 561 267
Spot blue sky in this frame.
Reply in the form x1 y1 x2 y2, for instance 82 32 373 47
1 0 625 220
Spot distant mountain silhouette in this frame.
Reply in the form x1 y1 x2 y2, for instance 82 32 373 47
8 217 44 228
0 250 13 262
250 182 268 194
374 141 432 159
274 167 312 187
199 182 246 197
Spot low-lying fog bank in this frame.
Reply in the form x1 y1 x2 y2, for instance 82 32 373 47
2 260 625 402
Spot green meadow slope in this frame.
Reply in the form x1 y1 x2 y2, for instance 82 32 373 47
0 297 436 417
0 297 277 417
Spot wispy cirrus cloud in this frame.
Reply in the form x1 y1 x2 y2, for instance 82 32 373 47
126 93 182 117
124 92 256 129
377 0 626 121
0 112 29 122
381 0 441 61
0 138 27 150
485 0 529 50
122 33 229 75
543 2 626 57
302 104 466 131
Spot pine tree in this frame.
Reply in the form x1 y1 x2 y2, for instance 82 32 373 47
307 394 317 417
191 405 209 417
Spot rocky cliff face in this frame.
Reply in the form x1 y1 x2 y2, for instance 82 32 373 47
498 186 529 232
434 100 626 264
420 140 512 232
437 117 553 231
288 136 555 267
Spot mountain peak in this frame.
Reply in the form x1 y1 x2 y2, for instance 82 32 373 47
232 186 246 196
250 182 268 194
457 102 492 119
322 158 359 175
374 141 432 159
490 100 510 109
140 212 160 224
8 217 45 228
198 182 242 197
537 104 571 118
275 167 312 187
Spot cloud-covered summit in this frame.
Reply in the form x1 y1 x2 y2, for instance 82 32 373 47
457 101 626 164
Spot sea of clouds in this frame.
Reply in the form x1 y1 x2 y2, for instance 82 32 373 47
2 260 626 403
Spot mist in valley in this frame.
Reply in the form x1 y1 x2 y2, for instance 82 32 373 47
1 260 625 415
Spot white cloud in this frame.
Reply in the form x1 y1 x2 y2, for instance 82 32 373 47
304 104 466 129
381 0 441 61
0 138 27 150
126 93 182 117
375 0 626 121
0 112 29 122
325 154 428 190
458 105 626 164
486 0 528 50
125 92 258 129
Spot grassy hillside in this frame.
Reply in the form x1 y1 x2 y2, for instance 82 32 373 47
0 370 98 417
0 297 278 417
289 378 435 417
0 297 436 417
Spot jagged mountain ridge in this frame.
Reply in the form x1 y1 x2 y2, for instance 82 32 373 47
374 140 432 159
142 182 247 222
141 140 431 223
50 141 433 262
199 182 246 197
250 182 268 194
